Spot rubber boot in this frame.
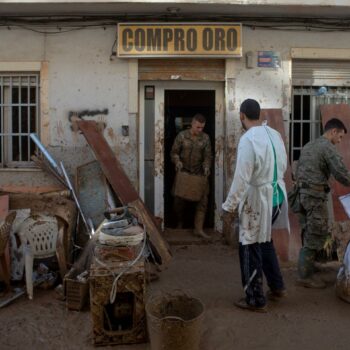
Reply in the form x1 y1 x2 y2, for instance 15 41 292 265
296 247 326 289
193 211 211 240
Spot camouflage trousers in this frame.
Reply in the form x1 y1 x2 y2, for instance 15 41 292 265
298 193 329 251
298 193 329 278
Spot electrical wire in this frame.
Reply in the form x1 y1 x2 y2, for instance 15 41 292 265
1 15 350 34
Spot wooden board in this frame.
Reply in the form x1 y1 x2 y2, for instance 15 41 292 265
261 109 301 261
320 104 350 221
77 120 172 266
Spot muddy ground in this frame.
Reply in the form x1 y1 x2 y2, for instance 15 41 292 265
0 243 349 350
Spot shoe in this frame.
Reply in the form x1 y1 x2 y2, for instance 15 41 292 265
296 278 326 289
234 298 267 313
266 289 287 301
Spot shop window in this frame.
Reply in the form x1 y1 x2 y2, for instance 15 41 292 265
290 86 350 163
0 74 39 167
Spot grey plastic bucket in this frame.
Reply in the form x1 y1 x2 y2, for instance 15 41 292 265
146 293 204 350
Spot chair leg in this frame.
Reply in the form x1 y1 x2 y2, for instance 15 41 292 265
24 244 34 300
56 226 67 280
0 255 11 292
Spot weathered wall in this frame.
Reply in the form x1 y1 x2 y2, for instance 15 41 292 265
224 26 350 188
0 27 137 191
1 25 350 193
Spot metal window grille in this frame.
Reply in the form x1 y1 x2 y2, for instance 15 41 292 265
0 73 40 167
290 86 350 163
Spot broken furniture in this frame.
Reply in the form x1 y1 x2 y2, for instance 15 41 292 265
77 120 172 268
0 212 17 292
18 214 66 300
89 210 147 346
10 192 77 265
65 270 89 311
90 259 146 346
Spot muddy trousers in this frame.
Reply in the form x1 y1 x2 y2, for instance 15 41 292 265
173 187 208 228
239 241 285 307
238 205 285 307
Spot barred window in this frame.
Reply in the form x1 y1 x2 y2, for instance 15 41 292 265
0 74 40 167
290 86 350 163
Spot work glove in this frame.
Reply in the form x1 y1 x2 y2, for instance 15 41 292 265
175 161 183 172
203 167 210 177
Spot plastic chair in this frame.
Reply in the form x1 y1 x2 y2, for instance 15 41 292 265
18 214 66 299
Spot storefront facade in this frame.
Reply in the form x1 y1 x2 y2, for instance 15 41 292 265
1 1 350 259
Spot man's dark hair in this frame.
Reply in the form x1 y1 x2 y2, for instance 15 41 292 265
193 113 206 123
240 99 261 120
324 118 347 134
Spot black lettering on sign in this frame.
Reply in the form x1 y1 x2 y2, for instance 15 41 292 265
187 29 197 51
174 29 185 51
215 28 225 51
202 28 213 51
122 29 133 52
163 29 173 50
147 28 162 51
135 29 145 52
226 29 237 51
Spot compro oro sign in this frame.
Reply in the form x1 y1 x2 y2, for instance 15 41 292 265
117 23 242 58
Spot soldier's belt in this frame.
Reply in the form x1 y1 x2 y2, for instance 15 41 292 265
298 182 330 193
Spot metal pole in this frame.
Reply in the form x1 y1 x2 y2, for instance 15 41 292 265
30 133 62 177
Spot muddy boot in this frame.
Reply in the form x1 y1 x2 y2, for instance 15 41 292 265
297 247 316 279
193 211 211 240
297 247 326 288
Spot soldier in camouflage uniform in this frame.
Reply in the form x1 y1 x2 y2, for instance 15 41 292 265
171 113 212 239
296 118 350 288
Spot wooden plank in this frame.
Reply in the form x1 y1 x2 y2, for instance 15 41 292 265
261 109 301 261
77 120 172 266
320 104 350 221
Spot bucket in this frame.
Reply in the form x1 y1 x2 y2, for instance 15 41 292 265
146 293 204 350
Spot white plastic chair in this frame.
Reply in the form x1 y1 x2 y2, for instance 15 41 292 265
18 214 66 299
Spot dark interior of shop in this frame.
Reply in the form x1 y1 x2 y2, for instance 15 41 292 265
163 89 216 229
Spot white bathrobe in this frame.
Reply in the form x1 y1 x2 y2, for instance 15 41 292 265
222 124 289 245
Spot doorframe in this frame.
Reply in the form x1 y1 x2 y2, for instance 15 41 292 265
139 81 225 230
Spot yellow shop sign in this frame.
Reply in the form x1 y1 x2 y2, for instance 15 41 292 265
117 23 242 58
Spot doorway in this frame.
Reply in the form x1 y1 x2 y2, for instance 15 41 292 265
139 81 224 231
164 90 215 229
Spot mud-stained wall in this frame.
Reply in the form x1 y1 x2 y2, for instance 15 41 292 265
224 26 350 187
0 27 137 191
1 25 350 192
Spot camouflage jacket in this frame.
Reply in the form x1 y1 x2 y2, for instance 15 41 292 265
296 135 350 191
170 129 212 175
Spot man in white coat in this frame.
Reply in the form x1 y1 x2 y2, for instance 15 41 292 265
222 99 289 312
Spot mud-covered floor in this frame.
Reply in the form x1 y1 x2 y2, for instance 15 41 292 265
0 244 349 350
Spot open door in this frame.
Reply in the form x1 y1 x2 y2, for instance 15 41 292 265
139 81 224 231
